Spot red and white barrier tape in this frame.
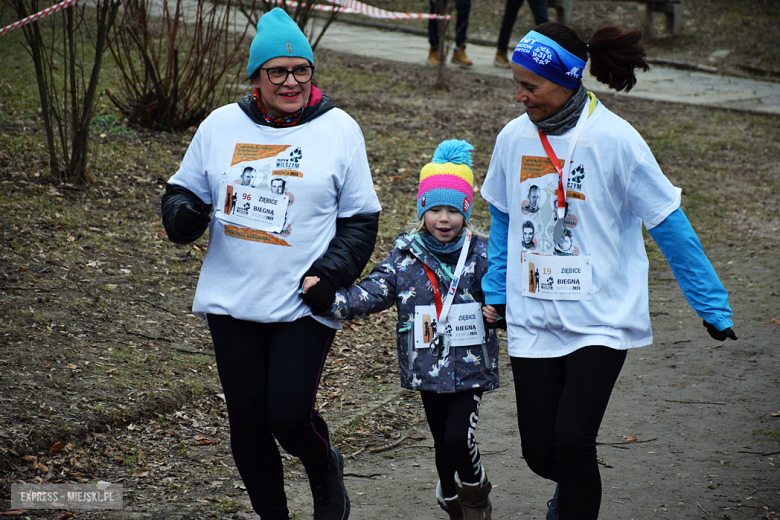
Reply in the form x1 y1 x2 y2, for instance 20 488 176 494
265 0 450 20
0 0 84 36
1 0 449 37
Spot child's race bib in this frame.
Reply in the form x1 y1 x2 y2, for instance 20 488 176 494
414 302 485 349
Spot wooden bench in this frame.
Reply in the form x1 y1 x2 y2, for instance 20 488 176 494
637 0 683 39
544 0 683 39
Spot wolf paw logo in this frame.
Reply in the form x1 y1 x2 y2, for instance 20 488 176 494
570 164 586 184
289 148 302 165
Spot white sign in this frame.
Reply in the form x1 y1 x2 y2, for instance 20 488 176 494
216 181 288 233
521 252 592 300
414 302 485 349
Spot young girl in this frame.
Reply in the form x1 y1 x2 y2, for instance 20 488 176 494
304 140 499 519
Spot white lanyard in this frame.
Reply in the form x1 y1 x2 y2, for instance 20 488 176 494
424 229 472 326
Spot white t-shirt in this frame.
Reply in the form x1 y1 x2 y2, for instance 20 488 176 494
168 103 382 328
481 102 681 357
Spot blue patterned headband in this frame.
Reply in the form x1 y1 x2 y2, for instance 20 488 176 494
511 30 586 90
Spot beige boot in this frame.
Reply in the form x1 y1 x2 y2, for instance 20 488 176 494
452 45 473 67
455 468 492 520
436 481 465 520
428 46 440 65
494 49 511 68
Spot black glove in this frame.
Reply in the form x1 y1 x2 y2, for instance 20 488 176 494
703 320 737 341
485 303 507 330
300 269 338 316
175 202 210 238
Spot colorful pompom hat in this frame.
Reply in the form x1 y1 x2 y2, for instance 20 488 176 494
417 140 474 220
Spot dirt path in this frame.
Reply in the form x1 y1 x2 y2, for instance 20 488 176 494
309 268 780 520
170 262 778 520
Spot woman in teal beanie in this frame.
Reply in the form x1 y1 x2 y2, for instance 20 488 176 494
161 7 381 520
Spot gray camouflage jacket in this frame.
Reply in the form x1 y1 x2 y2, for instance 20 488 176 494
330 233 499 393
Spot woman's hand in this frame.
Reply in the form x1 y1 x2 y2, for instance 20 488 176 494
301 276 320 293
483 304 506 330
482 305 501 323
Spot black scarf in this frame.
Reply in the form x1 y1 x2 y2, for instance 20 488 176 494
530 83 588 136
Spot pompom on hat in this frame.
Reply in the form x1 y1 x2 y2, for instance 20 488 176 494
247 8 314 78
417 140 475 220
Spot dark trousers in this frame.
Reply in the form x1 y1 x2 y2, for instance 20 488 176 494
497 0 550 52
208 314 337 520
421 388 485 498
429 0 471 48
511 346 627 520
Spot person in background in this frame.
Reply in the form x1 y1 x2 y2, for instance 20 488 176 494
494 0 549 68
161 8 381 520
429 0 473 67
480 22 736 519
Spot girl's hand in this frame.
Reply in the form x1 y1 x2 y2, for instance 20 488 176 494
482 305 500 323
302 276 320 293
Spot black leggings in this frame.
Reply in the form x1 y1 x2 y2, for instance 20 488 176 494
511 346 627 520
421 389 485 498
429 0 471 48
208 314 337 520
497 0 550 52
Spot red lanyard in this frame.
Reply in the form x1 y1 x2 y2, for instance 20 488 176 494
423 265 443 317
538 128 566 214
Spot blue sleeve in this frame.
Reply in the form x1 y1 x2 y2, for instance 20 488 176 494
482 204 508 305
647 207 733 331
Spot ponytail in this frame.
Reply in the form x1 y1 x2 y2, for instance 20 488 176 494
588 26 648 93
533 22 649 93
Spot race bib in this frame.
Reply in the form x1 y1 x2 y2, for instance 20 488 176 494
216 182 289 233
521 252 593 300
414 302 486 349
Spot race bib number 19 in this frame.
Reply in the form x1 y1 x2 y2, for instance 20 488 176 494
521 253 593 300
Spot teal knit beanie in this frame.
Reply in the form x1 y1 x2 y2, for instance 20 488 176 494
246 8 314 78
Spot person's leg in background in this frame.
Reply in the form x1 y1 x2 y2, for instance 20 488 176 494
428 0 441 65
496 0 524 67
495 0 549 67
452 0 473 66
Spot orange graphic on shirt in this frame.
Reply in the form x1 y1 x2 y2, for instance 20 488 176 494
231 144 290 166
224 225 291 246
553 188 586 201
272 169 304 178
520 156 562 182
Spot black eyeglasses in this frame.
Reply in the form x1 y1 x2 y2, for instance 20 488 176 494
260 66 315 85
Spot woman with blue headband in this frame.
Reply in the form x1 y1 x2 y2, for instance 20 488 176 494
480 22 736 519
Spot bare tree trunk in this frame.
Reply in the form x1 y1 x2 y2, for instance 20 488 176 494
433 0 451 91
11 0 120 183
15 0 59 178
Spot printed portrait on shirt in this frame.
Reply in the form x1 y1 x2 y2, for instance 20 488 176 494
522 220 536 250
521 185 542 214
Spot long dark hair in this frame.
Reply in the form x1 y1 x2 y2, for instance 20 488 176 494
534 21 649 93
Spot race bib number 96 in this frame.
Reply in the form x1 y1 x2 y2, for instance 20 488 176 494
217 182 289 233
